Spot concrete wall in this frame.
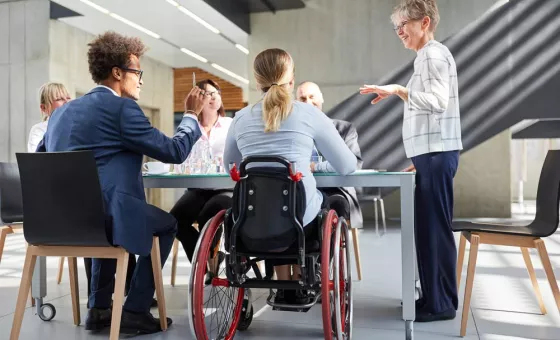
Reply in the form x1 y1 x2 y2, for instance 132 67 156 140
48 20 177 210
0 0 50 162
248 0 511 218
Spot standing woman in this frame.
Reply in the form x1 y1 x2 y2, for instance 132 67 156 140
28 82 72 152
170 79 233 263
360 0 462 322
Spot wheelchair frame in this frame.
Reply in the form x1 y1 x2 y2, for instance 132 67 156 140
188 156 353 340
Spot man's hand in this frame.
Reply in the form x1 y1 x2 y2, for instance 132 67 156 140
359 84 407 104
401 164 416 172
310 162 316 172
184 86 210 117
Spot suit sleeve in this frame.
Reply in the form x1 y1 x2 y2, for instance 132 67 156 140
119 99 201 164
313 112 356 175
314 121 362 172
344 124 363 170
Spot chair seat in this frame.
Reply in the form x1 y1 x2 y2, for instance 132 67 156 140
1 213 23 224
452 220 544 237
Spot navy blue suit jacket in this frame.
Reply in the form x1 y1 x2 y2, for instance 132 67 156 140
37 87 201 256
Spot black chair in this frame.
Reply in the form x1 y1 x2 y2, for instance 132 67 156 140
10 151 168 340
454 149 560 337
0 162 24 263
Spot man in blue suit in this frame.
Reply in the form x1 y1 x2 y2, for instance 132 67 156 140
38 31 207 334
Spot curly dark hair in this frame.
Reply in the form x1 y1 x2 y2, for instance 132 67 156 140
87 31 147 83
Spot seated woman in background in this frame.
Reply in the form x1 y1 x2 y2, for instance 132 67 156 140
28 82 71 152
170 79 233 269
223 48 357 303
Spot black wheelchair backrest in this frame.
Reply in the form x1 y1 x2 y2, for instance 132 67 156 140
230 156 306 252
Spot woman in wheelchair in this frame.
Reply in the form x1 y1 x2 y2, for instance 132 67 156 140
188 48 357 340
224 48 356 300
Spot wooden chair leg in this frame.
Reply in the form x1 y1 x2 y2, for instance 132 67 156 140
535 239 560 313
57 257 65 284
351 228 362 281
170 238 179 287
151 237 168 331
460 234 479 337
68 257 81 325
109 251 129 340
0 226 14 263
521 247 547 314
457 233 467 291
10 249 37 340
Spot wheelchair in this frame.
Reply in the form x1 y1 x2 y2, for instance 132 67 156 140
188 156 353 340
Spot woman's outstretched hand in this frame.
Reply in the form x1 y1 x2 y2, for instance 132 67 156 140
359 84 407 104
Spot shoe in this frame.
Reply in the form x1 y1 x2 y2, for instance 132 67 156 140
400 298 426 311
274 289 295 304
120 310 173 334
85 308 112 331
415 308 456 323
293 289 313 304
151 298 158 308
205 251 225 285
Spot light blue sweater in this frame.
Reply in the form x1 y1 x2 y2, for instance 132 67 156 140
223 101 357 225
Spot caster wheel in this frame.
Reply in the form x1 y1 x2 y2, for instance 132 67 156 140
237 300 253 331
38 303 56 321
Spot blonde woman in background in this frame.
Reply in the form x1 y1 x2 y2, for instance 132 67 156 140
223 48 356 304
27 82 71 152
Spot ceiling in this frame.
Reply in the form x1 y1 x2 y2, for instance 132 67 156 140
201 0 306 33
52 0 251 89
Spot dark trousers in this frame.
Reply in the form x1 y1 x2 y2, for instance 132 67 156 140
84 255 136 308
170 189 233 262
88 204 177 313
324 189 351 221
411 150 459 313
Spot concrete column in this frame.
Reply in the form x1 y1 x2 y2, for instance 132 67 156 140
0 0 50 162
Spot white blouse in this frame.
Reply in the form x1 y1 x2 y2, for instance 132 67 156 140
27 120 48 153
403 40 463 158
192 115 232 160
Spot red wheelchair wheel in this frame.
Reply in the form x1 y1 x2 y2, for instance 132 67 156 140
321 210 353 339
190 210 245 340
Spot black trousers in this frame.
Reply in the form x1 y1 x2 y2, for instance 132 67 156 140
84 255 137 307
170 189 233 262
411 151 460 313
88 204 177 313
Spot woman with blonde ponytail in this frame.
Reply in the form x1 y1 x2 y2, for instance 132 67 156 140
223 48 357 304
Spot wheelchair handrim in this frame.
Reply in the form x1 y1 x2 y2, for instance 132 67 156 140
321 210 337 340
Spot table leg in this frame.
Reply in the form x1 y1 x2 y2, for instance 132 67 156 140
400 176 415 337
32 256 47 316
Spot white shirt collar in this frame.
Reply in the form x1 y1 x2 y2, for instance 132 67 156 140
95 85 120 97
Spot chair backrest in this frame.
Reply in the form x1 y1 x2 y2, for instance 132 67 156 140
531 149 560 236
230 156 306 253
15 151 113 247
0 162 24 225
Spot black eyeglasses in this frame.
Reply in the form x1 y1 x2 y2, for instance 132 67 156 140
115 66 143 81
393 20 409 32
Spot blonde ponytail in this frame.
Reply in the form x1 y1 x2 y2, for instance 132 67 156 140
262 84 292 132
253 48 295 132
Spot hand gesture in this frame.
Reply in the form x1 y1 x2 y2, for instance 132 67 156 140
184 86 210 116
359 84 404 104
401 164 416 172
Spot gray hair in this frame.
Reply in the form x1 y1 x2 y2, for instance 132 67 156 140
391 0 440 32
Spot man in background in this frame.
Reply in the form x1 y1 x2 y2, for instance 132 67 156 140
296 81 364 228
